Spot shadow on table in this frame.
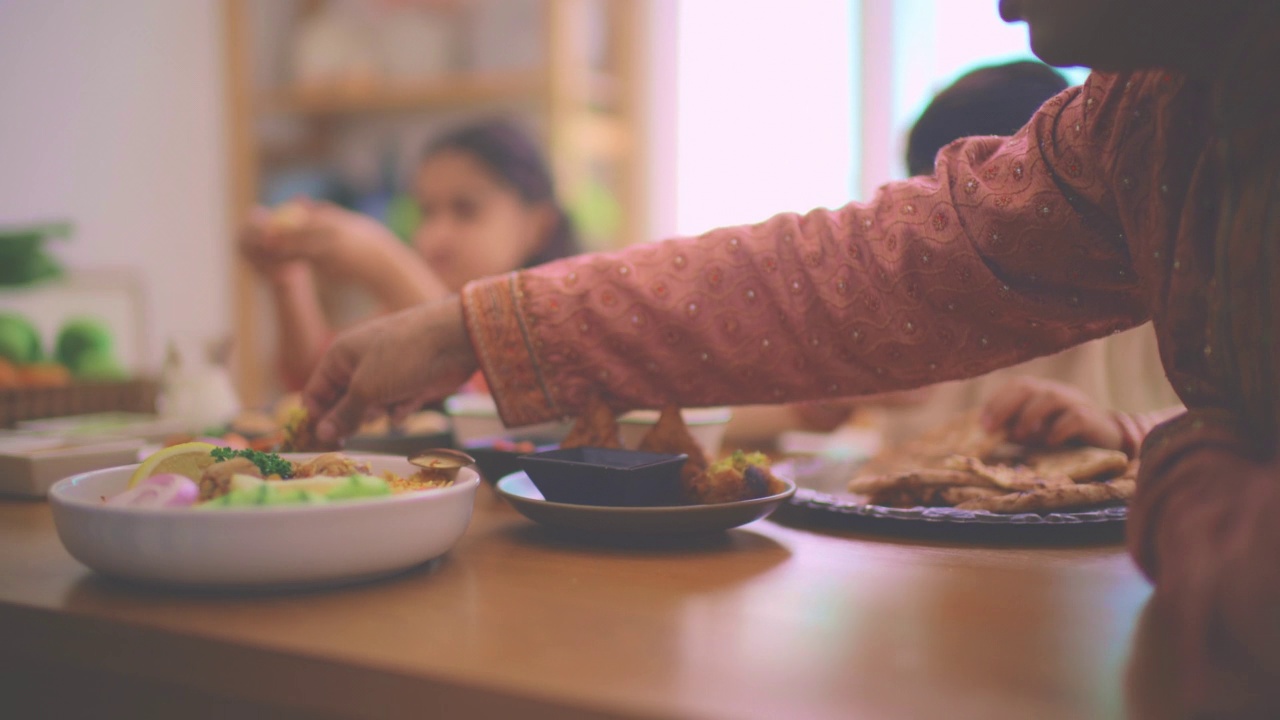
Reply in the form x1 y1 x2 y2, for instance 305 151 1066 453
500 521 793 557
59 554 454 602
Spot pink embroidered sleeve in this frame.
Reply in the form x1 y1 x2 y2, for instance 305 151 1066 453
462 74 1148 427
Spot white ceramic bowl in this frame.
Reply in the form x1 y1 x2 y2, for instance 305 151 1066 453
48 454 480 590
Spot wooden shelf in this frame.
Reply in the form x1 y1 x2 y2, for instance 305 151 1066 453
257 72 543 117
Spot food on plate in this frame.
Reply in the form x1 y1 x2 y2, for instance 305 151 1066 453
685 450 785 505
204 474 391 508
847 414 1136 514
280 405 317 451
128 441 221 488
110 446 455 509
210 447 296 478
637 404 709 484
941 456 1073 490
561 401 780 505
560 395 623 449
294 451 371 478
954 478 1136 514
1025 447 1130 482
107 474 200 509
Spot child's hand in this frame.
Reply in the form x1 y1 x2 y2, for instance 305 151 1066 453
240 201 373 271
980 377 1124 450
239 206 307 282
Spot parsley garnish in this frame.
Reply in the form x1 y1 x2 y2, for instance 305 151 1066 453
210 447 294 478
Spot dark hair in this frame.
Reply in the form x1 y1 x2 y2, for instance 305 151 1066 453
424 119 580 266
905 61 1069 176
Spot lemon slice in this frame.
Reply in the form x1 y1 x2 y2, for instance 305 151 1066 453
128 442 220 488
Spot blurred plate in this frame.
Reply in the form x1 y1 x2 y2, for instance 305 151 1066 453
774 458 1126 542
495 471 795 536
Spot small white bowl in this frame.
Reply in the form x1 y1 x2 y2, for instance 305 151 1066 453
444 393 571 446
48 454 480 590
618 407 733 460
446 393 732 458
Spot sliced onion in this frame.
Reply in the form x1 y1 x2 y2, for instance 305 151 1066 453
107 473 201 508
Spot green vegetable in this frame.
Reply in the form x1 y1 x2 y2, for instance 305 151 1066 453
200 474 390 508
0 313 42 364
326 474 391 501
209 447 294 479
709 450 772 475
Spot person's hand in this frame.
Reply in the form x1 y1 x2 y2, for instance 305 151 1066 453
301 296 478 445
239 206 308 283
243 200 398 274
980 377 1124 450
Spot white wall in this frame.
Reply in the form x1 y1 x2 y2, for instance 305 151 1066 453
672 0 856 235
0 0 230 374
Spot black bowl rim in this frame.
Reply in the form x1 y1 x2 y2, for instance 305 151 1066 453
517 447 688 473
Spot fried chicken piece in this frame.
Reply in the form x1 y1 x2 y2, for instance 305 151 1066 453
294 452 371 478
199 457 262 502
280 406 315 452
637 404 709 484
560 395 622 449
684 451 778 505
955 478 1136 514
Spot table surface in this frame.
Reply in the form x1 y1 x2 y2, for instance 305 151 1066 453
0 484 1161 720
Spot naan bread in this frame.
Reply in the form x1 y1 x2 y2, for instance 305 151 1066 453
955 479 1135 513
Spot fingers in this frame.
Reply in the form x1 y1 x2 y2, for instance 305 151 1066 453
1012 390 1067 443
301 343 355 426
981 378 1040 432
387 397 421 427
315 391 367 446
1045 412 1088 447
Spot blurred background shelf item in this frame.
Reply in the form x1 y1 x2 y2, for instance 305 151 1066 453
258 71 543 116
224 0 652 406
0 381 160 430
0 269 149 376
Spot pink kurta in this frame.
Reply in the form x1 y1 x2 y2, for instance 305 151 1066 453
462 70 1279 707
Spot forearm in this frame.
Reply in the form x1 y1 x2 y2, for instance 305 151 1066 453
345 234 449 310
1128 412 1280 711
269 267 331 391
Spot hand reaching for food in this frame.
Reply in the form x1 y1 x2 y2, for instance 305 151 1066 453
980 377 1125 452
302 297 477 445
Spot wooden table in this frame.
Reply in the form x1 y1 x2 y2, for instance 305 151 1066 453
0 484 1162 720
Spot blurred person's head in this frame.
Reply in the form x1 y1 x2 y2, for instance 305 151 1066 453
412 120 579 291
998 0 1248 72
906 61 1068 176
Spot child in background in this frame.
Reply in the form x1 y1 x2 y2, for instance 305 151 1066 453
240 119 580 391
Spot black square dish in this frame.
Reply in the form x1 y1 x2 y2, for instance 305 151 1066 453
517 447 688 506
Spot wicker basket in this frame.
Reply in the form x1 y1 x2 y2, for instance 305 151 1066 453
0 379 160 429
